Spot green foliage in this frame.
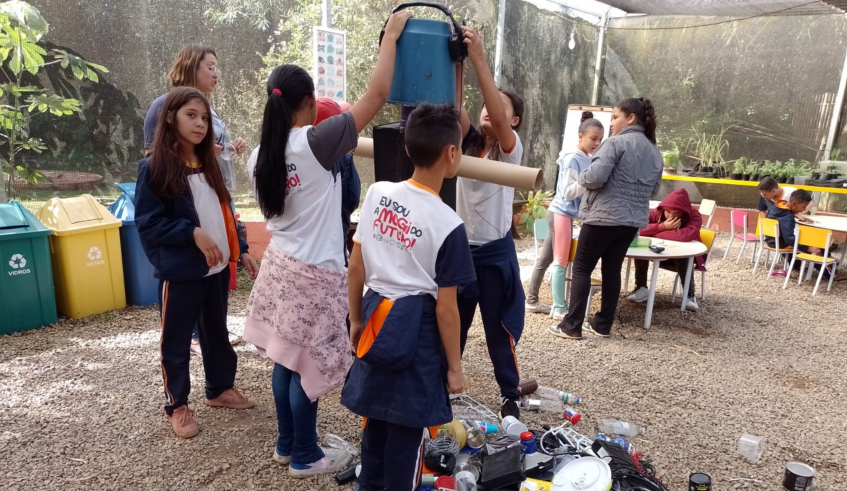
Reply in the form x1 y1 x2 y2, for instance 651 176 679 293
732 157 746 174
685 126 730 167
661 146 679 169
519 190 552 236
0 1 107 201
745 160 760 176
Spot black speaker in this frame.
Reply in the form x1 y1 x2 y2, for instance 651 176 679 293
372 121 456 210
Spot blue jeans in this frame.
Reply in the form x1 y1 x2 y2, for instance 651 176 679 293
272 363 324 467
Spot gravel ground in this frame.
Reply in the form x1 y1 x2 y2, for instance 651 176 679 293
1 235 845 490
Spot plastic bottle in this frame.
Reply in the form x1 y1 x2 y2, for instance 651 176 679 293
454 464 478 491
596 419 645 438
534 385 581 404
520 398 563 413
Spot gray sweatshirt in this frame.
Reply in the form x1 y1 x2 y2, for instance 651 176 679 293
577 126 663 228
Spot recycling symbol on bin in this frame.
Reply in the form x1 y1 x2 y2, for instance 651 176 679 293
9 254 26 269
87 247 102 261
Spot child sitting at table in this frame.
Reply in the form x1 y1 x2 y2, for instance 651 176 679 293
757 177 797 219
766 189 813 251
627 189 703 311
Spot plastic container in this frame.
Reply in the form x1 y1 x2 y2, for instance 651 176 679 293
109 183 158 306
736 433 765 463
551 457 612 491
520 431 538 454
0 201 57 333
36 195 126 319
502 415 529 436
388 18 458 106
783 462 814 491
596 419 645 438
536 385 581 404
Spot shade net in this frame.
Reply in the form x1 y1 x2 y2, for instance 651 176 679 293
600 0 843 16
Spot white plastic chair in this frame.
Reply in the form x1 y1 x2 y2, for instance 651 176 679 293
698 199 716 229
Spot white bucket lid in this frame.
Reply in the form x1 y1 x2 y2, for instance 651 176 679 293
551 457 613 491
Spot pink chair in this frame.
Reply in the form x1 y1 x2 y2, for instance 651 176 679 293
722 209 759 264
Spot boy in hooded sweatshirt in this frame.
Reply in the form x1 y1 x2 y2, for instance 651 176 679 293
627 189 704 311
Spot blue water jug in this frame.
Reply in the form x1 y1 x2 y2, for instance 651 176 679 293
384 3 466 106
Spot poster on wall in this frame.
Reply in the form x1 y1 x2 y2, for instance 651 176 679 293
560 105 613 156
313 26 347 103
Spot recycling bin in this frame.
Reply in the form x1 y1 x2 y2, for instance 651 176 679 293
0 201 57 333
109 183 158 306
36 194 126 319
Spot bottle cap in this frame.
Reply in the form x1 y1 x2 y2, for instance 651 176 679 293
520 431 534 441
434 476 456 490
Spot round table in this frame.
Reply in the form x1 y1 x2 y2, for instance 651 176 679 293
649 200 661 210
623 239 708 329
802 214 847 271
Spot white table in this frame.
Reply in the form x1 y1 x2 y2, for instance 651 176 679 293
649 200 661 210
623 239 708 329
803 215 847 270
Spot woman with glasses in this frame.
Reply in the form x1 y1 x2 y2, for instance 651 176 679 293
143 44 257 355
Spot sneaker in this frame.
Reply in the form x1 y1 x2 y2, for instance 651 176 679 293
548 325 581 339
551 308 566 320
167 405 199 439
685 296 700 312
584 324 610 338
525 301 552 314
627 287 649 304
190 338 202 357
499 397 520 420
289 448 352 478
205 387 255 409
272 449 291 465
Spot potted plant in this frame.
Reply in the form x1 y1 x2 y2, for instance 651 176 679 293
795 160 812 185
731 157 746 180
519 190 553 236
745 161 758 181
685 126 730 178
661 146 680 174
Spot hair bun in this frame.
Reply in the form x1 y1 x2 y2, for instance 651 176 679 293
581 111 594 123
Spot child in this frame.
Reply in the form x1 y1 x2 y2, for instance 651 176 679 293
341 103 474 491
544 111 604 321
455 26 526 419
626 189 704 311
550 98 663 339
135 87 259 439
767 189 813 250
757 177 797 218
242 11 410 478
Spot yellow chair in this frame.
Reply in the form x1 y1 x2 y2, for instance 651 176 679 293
752 218 793 279
672 229 716 302
555 238 602 319
698 199 716 229
782 225 837 295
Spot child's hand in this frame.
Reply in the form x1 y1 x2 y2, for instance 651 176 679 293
194 227 223 267
233 137 247 155
213 144 223 157
462 27 484 64
241 253 259 280
349 321 365 353
383 11 411 42
447 368 466 394
663 217 681 230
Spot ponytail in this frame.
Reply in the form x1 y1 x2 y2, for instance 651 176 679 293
578 110 603 134
615 97 658 145
254 65 315 219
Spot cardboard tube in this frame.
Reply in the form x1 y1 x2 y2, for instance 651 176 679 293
353 137 543 191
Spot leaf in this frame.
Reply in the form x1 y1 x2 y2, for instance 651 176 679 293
86 68 98 83
85 61 108 73
71 64 83 80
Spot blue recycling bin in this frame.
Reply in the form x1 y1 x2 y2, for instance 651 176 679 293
109 183 158 306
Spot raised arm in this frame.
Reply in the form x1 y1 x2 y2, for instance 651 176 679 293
462 27 515 152
348 11 410 133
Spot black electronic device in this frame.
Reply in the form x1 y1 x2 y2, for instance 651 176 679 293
649 245 665 254
379 2 467 62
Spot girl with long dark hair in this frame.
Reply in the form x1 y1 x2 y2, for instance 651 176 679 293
135 87 255 439
241 12 410 478
550 98 663 339
455 27 527 419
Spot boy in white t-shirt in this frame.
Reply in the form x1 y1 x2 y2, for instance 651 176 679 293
341 104 475 491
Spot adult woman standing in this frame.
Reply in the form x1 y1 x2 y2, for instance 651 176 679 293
549 98 663 340
143 45 255 354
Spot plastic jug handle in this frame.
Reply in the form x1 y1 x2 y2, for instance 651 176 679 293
378 2 467 61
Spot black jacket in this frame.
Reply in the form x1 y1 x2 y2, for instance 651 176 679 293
135 159 247 281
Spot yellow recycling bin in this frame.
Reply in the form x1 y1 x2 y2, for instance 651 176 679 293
36 195 126 319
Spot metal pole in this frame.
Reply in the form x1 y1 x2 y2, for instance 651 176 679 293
590 10 609 105
322 0 332 28
493 0 506 85
823 48 847 163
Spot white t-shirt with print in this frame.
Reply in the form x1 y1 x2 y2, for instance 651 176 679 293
456 129 524 245
188 173 229 276
354 180 475 301
247 112 358 273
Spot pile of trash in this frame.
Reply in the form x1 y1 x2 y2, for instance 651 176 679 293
332 378 678 491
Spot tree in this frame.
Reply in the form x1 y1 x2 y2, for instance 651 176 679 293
0 0 108 202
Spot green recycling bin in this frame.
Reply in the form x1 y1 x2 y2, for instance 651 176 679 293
0 201 57 334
